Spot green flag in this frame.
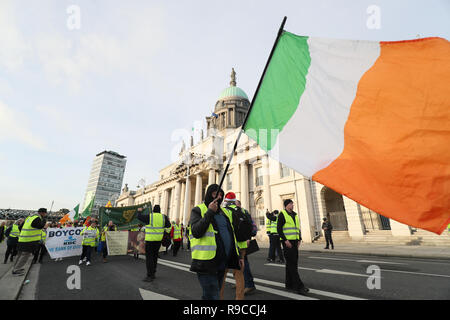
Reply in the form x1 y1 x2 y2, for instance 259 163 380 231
81 196 95 218
71 204 80 221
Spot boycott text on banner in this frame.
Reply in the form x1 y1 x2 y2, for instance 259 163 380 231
45 227 84 259
128 231 146 255
106 231 129 256
99 202 152 230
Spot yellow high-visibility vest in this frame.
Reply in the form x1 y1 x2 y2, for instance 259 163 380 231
145 213 164 241
281 210 300 240
9 224 20 238
173 224 182 240
19 215 42 243
81 226 99 247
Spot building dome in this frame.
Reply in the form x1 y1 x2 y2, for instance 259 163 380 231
218 86 249 101
216 68 249 102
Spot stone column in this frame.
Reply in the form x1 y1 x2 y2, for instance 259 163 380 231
194 174 203 205
208 169 216 187
179 182 186 221
240 162 249 210
390 219 412 236
183 177 192 226
162 189 169 216
173 182 182 223
262 155 272 212
343 197 365 238
295 176 316 243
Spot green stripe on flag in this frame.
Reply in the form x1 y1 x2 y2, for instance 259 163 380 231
244 32 311 151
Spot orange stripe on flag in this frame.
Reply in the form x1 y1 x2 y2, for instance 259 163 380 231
313 37 450 234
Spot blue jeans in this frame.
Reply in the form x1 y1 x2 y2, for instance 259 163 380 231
244 255 255 288
197 270 226 300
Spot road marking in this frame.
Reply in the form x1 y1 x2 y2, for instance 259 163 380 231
308 257 355 262
308 257 406 265
356 260 405 265
250 277 367 300
266 263 372 278
158 259 366 300
316 269 371 278
139 288 178 300
380 269 450 279
157 260 315 300
224 277 317 300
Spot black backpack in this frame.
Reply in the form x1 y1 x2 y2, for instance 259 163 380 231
229 206 253 242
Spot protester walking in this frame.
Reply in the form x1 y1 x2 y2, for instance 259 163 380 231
137 204 171 282
189 184 243 300
170 219 183 257
101 221 117 263
237 200 257 296
277 199 309 295
79 220 99 266
220 192 250 300
4 219 23 264
266 210 284 263
322 217 334 249
12 208 47 276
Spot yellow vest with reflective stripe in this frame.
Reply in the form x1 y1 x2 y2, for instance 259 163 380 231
9 224 20 238
81 226 99 247
190 204 217 260
225 205 248 250
145 213 164 241
41 229 47 242
173 224 182 240
19 215 42 243
269 217 278 234
266 218 272 234
281 210 300 240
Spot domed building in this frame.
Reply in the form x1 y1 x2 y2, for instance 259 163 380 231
116 69 448 246
206 68 250 133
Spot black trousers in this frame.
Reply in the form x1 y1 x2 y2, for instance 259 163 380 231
4 242 18 263
33 244 46 263
81 245 93 262
268 234 284 261
173 241 181 256
102 241 108 258
281 240 305 290
145 241 161 277
325 232 334 248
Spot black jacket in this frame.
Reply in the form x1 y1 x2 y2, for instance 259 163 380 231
322 221 333 233
277 210 302 242
189 184 240 274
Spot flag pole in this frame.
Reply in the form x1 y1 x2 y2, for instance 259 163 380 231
217 16 287 191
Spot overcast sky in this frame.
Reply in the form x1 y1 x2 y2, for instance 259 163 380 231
0 0 448 211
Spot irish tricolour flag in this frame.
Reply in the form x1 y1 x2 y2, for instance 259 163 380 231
245 31 450 234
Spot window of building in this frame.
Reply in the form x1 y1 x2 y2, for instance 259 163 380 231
226 173 232 190
255 167 263 187
280 163 291 178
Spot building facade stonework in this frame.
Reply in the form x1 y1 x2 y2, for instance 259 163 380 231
116 70 450 245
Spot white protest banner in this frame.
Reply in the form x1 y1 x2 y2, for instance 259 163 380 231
45 227 84 259
106 231 129 256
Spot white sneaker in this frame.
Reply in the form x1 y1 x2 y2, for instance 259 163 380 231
86 261 91 266
83 257 87 262
79 260 83 265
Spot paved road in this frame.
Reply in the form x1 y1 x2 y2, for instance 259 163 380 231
32 247 450 300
